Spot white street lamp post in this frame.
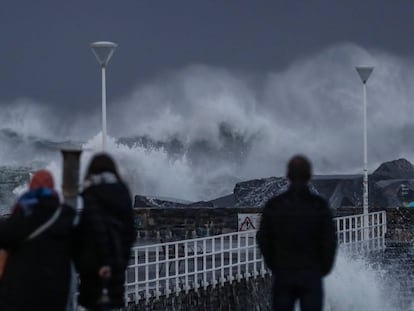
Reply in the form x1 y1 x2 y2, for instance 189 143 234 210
90 41 118 151
356 66 374 239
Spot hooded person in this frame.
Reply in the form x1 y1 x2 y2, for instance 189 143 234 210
0 169 76 311
73 153 136 310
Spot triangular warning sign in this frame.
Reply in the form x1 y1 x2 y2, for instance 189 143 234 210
239 216 256 231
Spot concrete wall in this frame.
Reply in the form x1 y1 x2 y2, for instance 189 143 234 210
134 207 260 241
134 206 414 242
385 207 414 241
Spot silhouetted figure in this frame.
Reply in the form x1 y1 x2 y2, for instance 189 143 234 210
74 153 136 311
0 169 75 311
257 155 337 311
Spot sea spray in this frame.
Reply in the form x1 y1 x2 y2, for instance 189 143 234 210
283 247 397 311
81 133 238 201
324 249 395 311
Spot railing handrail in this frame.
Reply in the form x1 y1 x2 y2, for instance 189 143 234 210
132 230 255 250
132 210 387 250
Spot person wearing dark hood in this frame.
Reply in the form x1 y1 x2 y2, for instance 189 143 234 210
0 169 76 311
257 155 337 311
74 153 136 310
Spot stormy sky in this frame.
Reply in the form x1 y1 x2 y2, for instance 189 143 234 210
1 0 414 114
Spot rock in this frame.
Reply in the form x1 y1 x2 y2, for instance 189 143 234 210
372 158 414 180
233 177 288 207
233 175 363 208
187 201 214 208
231 159 414 209
134 195 187 208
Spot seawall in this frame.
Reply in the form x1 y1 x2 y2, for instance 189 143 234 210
125 275 273 311
134 206 414 242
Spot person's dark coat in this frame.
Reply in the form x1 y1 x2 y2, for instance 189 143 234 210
74 172 136 309
257 185 337 276
0 188 75 311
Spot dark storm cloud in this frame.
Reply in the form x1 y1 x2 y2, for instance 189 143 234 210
1 0 414 113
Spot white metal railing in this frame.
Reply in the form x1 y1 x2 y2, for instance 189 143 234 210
124 211 387 305
334 210 387 252
124 230 263 304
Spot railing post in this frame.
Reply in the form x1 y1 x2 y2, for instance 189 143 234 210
194 240 199 291
363 211 369 241
134 248 139 303
184 242 189 293
203 239 207 289
220 236 224 286
145 248 149 302
212 237 217 287
164 244 170 296
61 149 82 208
61 149 82 311
175 243 179 296
230 235 235 281
237 233 241 282
155 246 160 299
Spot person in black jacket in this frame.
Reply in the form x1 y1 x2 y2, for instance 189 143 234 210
257 155 337 311
0 169 75 311
74 153 136 310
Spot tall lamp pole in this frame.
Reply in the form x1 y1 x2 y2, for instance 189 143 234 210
90 41 118 151
356 66 374 238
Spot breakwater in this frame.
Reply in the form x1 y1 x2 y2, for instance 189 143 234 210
134 206 414 242
134 207 258 241
125 276 272 311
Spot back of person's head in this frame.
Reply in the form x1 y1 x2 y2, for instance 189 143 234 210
287 155 312 184
29 169 54 190
86 153 120 180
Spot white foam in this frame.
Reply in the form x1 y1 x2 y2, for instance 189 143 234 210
324 250 395 311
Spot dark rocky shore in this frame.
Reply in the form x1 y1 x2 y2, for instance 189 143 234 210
136 158 414 210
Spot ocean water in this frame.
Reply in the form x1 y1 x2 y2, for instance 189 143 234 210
0 165 31 214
